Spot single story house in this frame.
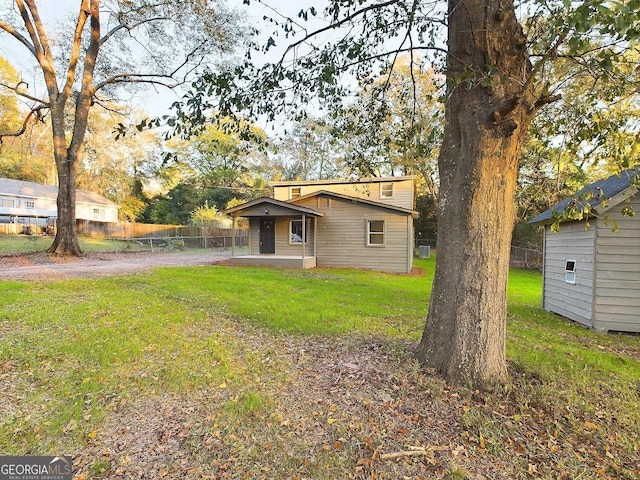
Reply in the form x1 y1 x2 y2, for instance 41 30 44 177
223 176 418 273
528 167 640 332
0 178 119 232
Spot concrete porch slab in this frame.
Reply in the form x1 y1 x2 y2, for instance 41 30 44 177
226 255 316 269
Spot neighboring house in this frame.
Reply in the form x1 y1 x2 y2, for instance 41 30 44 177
223 176 418 273
0 178 119 231
528 167 640 333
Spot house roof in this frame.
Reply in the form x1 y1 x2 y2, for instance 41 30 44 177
270 175 416 187
290 190 419 217
0 178 119 207
222 197 324 217
528 167 640 225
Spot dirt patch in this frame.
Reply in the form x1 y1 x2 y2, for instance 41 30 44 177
0 250 231 281
73 335 501 480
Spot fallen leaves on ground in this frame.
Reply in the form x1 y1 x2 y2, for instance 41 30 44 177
70 328 640 480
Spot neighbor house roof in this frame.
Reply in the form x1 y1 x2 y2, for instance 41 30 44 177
289 189 419 217
0 178 119 207
222 197 324 217
528 167 639 225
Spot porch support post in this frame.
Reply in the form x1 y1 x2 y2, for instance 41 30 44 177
231 216 236 257
313 216 317 260
302 214 306 259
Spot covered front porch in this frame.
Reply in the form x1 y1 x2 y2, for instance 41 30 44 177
223 197 323 270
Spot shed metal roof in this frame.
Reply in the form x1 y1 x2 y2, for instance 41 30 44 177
528 167 639 225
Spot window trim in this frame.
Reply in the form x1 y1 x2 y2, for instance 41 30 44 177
380 183 394 199
290 186 301 199
366 219 385 247
93 207 105 220
289 218 309 244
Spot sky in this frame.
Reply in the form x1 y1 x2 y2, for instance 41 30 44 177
0 0 323 122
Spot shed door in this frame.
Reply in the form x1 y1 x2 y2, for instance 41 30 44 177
259 218 275 254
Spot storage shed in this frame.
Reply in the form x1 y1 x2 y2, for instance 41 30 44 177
528 167 640 332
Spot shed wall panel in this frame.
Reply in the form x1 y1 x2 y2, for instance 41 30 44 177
542 223 595 326
593 195 640 331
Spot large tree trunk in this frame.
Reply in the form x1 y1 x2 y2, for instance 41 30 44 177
47 99 83 256
48 152 83 256
416 0 537 389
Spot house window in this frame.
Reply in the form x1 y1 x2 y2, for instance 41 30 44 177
93 208 105 220
380 183 394 199
290 187 301 199
25 200 35 208
290 219 308 244
367 220 385 246
565 260 576 284
1 199 15 208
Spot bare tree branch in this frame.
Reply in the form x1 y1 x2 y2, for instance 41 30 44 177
99 16 170 45
62 0 91 102
0 19 37 56
278 0 401 66
0 106 45 142
0 80 49 106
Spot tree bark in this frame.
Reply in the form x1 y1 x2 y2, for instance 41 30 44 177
416 0 537 389
44 0 98 256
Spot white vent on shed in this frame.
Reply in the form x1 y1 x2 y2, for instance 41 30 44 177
565 260 576 284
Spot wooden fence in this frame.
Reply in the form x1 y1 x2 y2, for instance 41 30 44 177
76 221 249 239
0 221 248 250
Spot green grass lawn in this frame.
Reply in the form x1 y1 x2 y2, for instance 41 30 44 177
1 257 638 478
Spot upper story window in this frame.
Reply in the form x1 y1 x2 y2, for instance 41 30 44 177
290 187 301 199
93 208 105 220
25 200 35 208
380 183 394 199
1 198 15 208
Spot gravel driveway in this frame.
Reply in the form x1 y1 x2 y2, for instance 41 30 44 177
0 250 232 281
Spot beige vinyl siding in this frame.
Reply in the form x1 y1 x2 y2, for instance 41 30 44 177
295 196 412 273
247 217 316 257
273 178 415 210
543 223 595 327
248 218 260 254
593 195 640 332
274 217 316 257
